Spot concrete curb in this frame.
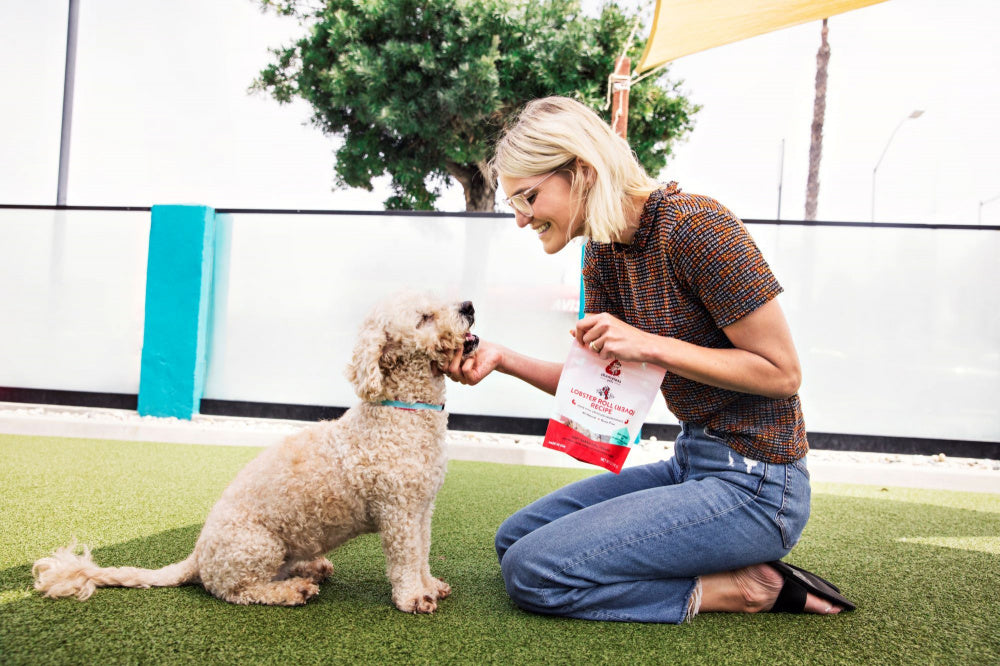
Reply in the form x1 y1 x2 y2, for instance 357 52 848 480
1 402 997 494
443 437 1000 494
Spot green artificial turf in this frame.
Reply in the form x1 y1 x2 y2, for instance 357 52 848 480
1 434 998 665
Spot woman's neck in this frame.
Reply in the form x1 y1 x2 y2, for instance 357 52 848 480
612 190 655 244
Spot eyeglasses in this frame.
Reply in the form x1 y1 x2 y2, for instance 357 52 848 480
503 171 557 217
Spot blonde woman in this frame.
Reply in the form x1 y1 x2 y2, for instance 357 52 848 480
447 96 854 623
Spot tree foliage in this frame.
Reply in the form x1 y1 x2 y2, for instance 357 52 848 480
254 0 699 211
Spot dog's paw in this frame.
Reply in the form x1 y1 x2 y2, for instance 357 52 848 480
394 590 438 614
306 558 334 583
292 580 321 605
283 558 334 584
412 594 438 614
431 577 451 600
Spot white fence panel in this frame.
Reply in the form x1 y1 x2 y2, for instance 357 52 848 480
0 209 149 393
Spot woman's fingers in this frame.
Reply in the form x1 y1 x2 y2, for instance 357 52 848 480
574 313 610 346
446 349 464 378
574 313 654 363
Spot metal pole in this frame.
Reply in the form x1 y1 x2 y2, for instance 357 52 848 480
56 0 80 206
871 110 923 222
776 138 785 220
610 56 631 140
980 192 1000 224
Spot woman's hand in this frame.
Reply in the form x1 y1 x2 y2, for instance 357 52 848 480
575 301 801 400
445 340 564 395
574 313 656 364
446 340 505 386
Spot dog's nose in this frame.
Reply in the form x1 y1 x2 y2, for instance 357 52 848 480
459 301 475 323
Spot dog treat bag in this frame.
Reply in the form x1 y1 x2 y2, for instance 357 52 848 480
543 341 667 473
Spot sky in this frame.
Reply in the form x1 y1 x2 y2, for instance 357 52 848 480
2 0 999 225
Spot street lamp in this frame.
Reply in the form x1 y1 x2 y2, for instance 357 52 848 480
980 193 1000 224
871 110 924 222
57 0 80 206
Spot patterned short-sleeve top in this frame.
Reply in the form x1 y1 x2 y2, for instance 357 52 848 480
582 182 808 464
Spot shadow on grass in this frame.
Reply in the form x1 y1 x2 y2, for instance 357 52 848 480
0 520 516 665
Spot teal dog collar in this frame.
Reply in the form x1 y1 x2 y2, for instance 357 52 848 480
379 400 445 412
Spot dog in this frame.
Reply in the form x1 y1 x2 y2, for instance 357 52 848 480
32 292 479 613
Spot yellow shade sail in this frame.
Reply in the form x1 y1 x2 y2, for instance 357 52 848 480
635 0 890 74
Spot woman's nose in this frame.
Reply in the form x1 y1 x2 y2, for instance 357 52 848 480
514 209 533 228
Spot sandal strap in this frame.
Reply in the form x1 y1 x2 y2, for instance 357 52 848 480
769 575 807 613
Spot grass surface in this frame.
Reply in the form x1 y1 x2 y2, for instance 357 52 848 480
1 434 999 665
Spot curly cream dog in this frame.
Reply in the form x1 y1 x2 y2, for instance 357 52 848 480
33 293 478 613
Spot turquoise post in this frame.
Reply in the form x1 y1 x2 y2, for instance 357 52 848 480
138 205 216 418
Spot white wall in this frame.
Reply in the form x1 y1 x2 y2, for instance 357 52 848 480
202 212 583 421
754 223 999 441
0 208 149 392
1 208 997 442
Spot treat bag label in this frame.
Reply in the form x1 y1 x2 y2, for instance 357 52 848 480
543 341 666 473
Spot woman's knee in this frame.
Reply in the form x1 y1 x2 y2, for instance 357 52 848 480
494 513 522 563
499 539 554 612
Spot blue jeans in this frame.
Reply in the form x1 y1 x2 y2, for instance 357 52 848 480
495 423 811 623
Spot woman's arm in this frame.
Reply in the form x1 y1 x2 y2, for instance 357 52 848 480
576 299 802 400
446 341 564 396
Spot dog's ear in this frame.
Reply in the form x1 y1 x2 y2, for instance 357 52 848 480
345 330 389 401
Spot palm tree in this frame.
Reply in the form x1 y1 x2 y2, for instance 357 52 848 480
804 19 830 221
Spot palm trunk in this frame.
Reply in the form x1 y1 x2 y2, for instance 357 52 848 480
804 19 830 221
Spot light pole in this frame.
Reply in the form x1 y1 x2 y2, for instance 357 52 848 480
980 193 1000 224
776 138 785 220
871 110 924 222
57 0 80 206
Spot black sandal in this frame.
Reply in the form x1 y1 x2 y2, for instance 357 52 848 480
766 560 856 613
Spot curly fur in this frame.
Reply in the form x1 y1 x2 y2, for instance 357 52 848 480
32 292 476 613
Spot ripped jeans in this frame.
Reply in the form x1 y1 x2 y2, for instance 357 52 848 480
495 422 811 623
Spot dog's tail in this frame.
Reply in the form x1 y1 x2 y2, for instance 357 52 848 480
32 540 199 601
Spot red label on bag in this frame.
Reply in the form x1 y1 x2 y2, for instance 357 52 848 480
543 418 632 474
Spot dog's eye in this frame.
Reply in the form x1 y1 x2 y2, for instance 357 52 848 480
418 313 435 327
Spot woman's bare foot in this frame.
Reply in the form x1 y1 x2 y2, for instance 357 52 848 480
699 563 844 615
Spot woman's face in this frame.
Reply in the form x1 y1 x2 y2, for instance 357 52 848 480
500 172 585 254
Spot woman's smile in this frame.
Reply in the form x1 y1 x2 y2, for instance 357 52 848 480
500 172 584 254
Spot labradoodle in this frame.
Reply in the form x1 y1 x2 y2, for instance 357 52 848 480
32 292 479 613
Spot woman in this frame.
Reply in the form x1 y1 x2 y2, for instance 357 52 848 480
447 96 853 623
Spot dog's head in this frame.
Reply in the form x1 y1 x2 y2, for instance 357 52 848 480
345 292 479 402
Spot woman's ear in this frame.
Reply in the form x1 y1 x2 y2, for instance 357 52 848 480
576 160 597 188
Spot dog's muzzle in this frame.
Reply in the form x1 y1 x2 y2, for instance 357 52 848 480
459 301 478 357
463 333 479 357
459 301 475 326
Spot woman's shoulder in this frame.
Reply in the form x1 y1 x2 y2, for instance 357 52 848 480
653 184 744 242
655 182 737 220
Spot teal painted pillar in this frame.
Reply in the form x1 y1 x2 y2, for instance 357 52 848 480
138 205 216 418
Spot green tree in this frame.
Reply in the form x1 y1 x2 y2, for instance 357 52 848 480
253 0 698 211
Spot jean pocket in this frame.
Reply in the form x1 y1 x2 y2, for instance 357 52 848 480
702 426 729 445
791 457 810 481
774 461 811 550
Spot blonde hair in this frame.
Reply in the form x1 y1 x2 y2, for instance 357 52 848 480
490 97 660 243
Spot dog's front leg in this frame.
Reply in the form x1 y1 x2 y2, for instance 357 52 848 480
417 504 450 601
378 507 440 614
